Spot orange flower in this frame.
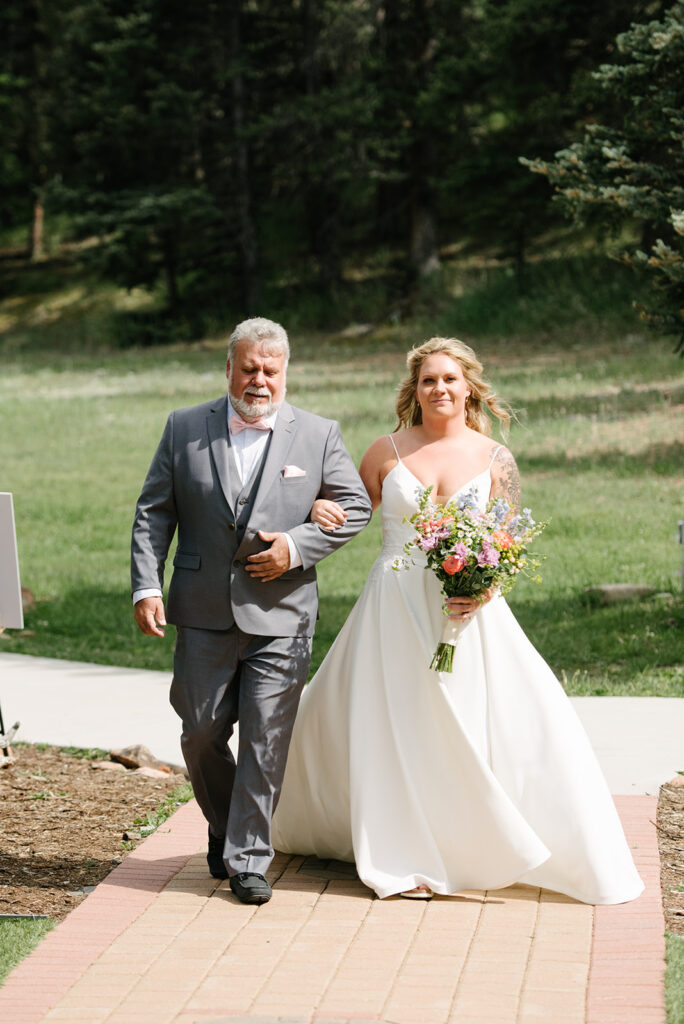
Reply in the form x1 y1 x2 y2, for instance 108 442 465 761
491 530 514 550
442 555 466 574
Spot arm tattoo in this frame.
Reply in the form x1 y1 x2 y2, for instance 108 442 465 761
493 448 521 510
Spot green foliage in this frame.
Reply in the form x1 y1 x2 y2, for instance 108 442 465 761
0 917 54 986
524 1 684 350
128 782 194 840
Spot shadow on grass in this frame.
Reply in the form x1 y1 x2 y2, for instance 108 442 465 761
510 591 684 695
518 439 684 478
3 587 177 673
6 586 360 682
5 585 682 697
517 383 684 424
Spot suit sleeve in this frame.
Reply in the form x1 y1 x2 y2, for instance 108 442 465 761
130 413 178 595
288 421 372 570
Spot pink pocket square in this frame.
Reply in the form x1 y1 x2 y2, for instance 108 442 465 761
283 465 307 478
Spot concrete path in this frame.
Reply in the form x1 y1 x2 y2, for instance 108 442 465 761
2 653 683 793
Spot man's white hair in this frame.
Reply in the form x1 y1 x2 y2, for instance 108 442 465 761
227 317 289 364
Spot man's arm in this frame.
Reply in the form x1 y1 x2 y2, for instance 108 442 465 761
131 414 178 633
286 421 372 570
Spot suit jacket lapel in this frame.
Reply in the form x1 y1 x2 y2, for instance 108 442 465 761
251 401 296 516
206 395 238 514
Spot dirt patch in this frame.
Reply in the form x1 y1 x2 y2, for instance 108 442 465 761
657 780 684 935
0 744 188 922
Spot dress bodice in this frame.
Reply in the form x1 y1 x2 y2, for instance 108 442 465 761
379 460 492 558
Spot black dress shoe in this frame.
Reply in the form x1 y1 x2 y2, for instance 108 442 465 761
229 872 272 904
207 828 228 879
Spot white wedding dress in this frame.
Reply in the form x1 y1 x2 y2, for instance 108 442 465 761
272 448 644 904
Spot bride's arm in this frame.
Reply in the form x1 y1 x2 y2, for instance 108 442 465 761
489 446 521 511
359 436 394 512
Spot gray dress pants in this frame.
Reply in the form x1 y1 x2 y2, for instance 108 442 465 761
170 625 312 876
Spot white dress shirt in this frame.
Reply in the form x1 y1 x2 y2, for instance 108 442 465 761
132 400 301 606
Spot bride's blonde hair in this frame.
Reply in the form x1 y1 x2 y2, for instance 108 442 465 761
395 337 511 436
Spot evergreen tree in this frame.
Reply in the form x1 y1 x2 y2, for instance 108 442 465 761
453 0 661 283
524 1 684 350
0 0 57 258
48 0 239 313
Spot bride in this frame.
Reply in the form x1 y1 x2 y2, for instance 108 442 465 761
271 337 643 904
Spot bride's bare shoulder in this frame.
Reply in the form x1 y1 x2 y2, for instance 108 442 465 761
359 433 403 508
361 434 397 470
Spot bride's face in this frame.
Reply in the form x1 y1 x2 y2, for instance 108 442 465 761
416 353 471 420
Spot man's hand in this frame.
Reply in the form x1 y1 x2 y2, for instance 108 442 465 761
246 531 291 581
134 596 167 637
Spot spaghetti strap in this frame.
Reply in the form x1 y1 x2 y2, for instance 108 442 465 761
387 434 402 461
488 444 503 469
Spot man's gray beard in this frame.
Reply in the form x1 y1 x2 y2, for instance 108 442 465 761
229 383 285 421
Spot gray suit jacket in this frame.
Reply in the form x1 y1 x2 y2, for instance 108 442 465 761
131 395 372 636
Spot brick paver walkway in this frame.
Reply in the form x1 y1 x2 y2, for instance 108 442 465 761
0 796 665 1024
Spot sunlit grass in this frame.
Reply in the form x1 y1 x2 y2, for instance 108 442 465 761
0 253 682 694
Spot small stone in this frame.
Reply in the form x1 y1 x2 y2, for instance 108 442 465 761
583 583 658 606
90 760 126 772
131 766 170 778
110 744 172 772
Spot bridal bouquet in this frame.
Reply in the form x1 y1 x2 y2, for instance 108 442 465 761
395 487 547 672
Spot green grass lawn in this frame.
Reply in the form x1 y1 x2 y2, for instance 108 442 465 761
667 933 684 1024
0 255 682 694
0 917 54 986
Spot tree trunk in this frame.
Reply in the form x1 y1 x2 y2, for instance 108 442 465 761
228 9 261 314
162 234 179 311
302 0 341 291
514 218 527 295
410 201 440 278
30 197 44 261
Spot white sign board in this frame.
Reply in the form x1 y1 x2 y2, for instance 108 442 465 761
0 493 24 630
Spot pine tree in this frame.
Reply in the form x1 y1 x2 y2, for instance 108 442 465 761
523 1 684 350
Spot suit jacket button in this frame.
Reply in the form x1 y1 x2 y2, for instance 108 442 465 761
228 522 236 530
233 559 241 568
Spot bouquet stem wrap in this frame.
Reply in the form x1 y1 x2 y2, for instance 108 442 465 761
430 616 466 673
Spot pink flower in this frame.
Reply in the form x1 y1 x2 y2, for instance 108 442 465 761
477 542 500 567
442 554 466 574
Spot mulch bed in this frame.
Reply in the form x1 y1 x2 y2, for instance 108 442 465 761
657 779 684 936
0 745 682 931
0 744 186 922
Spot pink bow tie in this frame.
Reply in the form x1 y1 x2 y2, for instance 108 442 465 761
230 414 272 435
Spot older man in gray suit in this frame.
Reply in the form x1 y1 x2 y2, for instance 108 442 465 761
131 317 371 904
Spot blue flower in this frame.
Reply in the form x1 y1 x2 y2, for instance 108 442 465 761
490 498 509 526
457 487 479 512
